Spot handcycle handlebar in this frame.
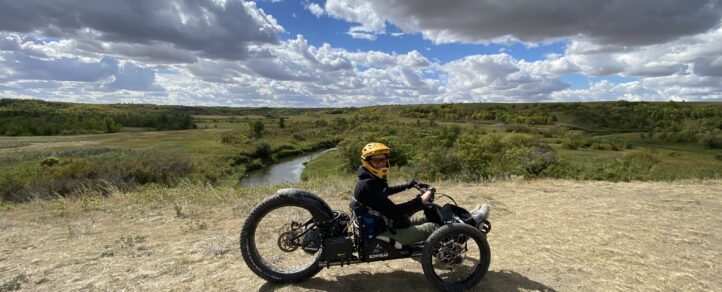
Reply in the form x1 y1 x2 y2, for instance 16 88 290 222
413 183 436 206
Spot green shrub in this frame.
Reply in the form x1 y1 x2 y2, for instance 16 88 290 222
561 130 590 150
589 137 622 151
253 140 272 160
581 149 660 181
590 143 606 150
1 151 195 202
504 123 532 133
377 137 412 167
40 156 61 167
623 149 659 172
274 145 303 159
540 160 576 178
292 133 305 141
454 134 494 180
502 146 559 177
701 131 722 149
218 131 249 145
248 120 264 138
412 148 463 181
668 129 698 143
536 126 562 138
478 134 504 153
337 135 371 172
501 133 537 149
437 125 461 147
595 159 638 181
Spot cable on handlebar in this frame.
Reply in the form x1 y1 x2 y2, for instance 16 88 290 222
434 193 458 205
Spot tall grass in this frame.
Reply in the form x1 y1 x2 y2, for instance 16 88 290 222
0 150 194 202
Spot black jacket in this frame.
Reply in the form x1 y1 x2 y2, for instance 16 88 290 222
349 166 423 229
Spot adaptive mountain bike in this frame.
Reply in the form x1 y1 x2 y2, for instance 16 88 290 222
240 184 491 291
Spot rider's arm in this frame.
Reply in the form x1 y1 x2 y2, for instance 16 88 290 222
362 183 423 217
385 179 417 196
385 184 407 196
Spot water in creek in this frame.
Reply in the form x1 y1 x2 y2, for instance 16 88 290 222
239 148 332 187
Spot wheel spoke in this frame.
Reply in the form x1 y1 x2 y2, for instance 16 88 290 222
253 206 320 273
431 234 483 285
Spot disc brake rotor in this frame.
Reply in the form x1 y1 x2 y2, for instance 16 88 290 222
277 230 300 252
434 241 466 270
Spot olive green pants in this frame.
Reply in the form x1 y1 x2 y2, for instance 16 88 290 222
380 217 439 245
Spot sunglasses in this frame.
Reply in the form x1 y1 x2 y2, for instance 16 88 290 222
368 156 389 163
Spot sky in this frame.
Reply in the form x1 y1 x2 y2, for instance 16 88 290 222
0 0 721 107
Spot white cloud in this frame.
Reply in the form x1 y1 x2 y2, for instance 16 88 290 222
131 35 444 106
442 54 569 102
307 3 325 17
550 75 722 102
643 75 722 101
347 31 377 40
549 24 722 79
324 0 386 38
550 80 663 102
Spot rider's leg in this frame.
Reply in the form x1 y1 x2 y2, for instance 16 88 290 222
409 216 427 226
380 221 440 245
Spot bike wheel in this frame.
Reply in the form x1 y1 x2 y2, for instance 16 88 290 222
240 192 329 283
421 223 490 291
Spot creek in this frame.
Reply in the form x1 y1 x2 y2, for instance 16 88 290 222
239 148 332 186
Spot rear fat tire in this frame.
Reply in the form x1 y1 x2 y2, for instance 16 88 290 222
240 190 331 283
421 224 491 291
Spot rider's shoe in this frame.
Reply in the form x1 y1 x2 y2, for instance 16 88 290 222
469 204 482 215
470 204 490 228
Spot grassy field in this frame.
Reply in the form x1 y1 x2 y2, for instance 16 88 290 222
1 177 720 291
0 112 341 201
300 149 346 181
2 101 722 203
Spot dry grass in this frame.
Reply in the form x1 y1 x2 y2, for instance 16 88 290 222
1 178 720 291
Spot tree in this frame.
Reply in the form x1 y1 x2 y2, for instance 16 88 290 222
253 140 272 160
279 117 285 129
249 120 264 138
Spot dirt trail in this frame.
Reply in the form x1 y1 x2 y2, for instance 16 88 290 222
1 179 720 291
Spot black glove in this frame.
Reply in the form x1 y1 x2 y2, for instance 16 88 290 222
405 179 418 189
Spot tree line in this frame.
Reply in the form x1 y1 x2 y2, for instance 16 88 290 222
0 99 195 136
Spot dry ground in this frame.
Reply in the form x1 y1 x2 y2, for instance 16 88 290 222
1 179 720 291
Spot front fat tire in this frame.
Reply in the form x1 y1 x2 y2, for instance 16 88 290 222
421 224 491 291
240 193 327 283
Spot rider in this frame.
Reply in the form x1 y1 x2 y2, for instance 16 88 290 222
349 142 489 245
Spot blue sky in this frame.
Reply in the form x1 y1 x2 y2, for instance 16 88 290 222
259 1 568 62
0 0 721 106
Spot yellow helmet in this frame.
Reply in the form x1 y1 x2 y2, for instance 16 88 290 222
360 142 391 179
